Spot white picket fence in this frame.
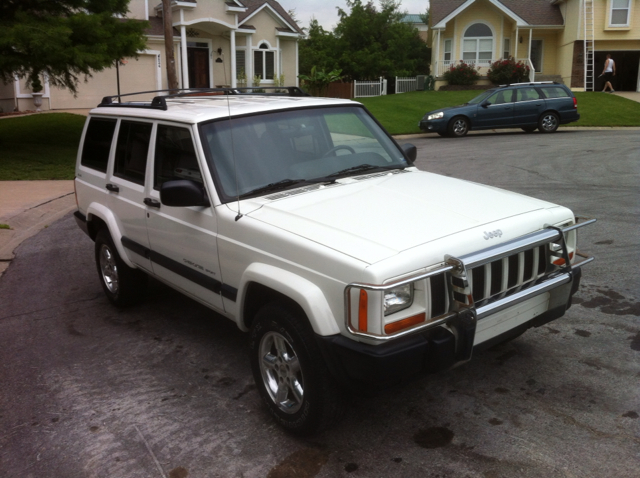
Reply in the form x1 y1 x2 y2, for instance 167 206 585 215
395 77 418 94
354 77 388 97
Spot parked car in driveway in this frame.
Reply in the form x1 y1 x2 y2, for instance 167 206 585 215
74 86 594 435
420 82 580 137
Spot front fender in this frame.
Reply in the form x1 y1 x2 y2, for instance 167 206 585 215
237 263 341 336
86 202 136 269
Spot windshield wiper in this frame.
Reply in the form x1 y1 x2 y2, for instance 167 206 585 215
240 178 311 198
324 164 402 179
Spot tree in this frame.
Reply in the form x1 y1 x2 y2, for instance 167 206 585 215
298 1 430 81
0 0 148 94
162 0 178 90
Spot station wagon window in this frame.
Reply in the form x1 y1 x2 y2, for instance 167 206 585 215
610 0 630 25
114 121 152 185
540 87 570 99
487 89 513 105
154 125 201 189
81 118 117 172
515 87 542 102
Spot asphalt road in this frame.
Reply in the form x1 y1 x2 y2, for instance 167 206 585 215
1 129 639 478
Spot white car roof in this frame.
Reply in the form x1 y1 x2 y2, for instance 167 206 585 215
88 95 356 124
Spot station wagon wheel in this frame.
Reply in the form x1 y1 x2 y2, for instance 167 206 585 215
448 116 469 137
249 303 345 435
538 112 559 133
94 228 147 306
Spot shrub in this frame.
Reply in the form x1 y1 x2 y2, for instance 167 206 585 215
487 58 531 84
442 61 480 86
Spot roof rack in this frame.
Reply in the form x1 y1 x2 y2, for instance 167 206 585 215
498 81 560 87
97 86 310 111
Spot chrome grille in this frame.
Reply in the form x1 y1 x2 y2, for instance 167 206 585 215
452 245 550 308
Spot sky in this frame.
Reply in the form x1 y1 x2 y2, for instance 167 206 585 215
276 0 430 32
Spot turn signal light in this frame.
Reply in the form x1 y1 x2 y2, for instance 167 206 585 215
358 289 368 331
384 313 426 334
553 251 574 266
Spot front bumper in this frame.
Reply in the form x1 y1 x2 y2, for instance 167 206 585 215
319 218 595 390
419 118 448 133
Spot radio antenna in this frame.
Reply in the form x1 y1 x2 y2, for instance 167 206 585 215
226 90 242 221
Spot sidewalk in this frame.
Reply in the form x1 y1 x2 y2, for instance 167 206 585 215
0 181 76 277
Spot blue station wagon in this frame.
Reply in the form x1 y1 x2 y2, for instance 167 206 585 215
420 82 580 137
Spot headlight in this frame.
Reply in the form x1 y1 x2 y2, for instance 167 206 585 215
427 111 444 120
384 283 414 315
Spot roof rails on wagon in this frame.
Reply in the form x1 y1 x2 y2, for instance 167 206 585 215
497 81 561 87
97 86 310 111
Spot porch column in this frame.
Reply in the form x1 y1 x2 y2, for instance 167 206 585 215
230 29 236 87
247 34 253 85
528 28 533 61
435 29 441 76
515 27 519 58
295 40 299 87
181 24 189 88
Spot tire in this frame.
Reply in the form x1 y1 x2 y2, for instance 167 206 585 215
249 303 345 435
538 112 559 133
521 126 537 133
448 116 469 137
94 228 147 306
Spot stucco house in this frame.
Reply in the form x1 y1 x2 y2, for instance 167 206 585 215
429 0 640 91
0 0 303 112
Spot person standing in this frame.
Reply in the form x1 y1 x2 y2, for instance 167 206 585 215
601 54 616 92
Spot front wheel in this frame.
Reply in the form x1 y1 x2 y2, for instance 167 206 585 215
94 228 147 306
448 117 469 137
538 112 559 133
249 303 345 435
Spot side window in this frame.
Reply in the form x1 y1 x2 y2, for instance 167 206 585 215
154 125 201 189
487 89 512 105
540 87 570 99
515 87 542 102
114 121 152 185
81 118 117 172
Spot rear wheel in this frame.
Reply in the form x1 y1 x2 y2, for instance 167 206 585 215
538 112 559 133
95 228 147 306
448 117 469 137
249 303 345 435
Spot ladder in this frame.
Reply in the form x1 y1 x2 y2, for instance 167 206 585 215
584 0 595 91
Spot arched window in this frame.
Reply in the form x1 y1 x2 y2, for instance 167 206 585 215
254 42 275 81
463 23 493 65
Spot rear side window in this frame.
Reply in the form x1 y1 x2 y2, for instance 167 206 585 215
114 121 152 185
81 118 117 172
515 87 542 102
154 125 201 189
541 87 570 99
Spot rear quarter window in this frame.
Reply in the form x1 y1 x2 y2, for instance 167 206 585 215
81 118 117 172
541 87 570 99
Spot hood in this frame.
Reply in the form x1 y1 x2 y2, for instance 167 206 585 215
245 170 558 264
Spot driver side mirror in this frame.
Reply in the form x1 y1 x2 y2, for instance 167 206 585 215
481 101 491 108
160 179 210 208
401 143 417 163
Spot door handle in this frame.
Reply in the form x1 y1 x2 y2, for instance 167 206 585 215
143 198 161 208
106 183 119 193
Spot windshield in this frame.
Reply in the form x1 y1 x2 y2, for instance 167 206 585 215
466 89 496 105
199 106 408 201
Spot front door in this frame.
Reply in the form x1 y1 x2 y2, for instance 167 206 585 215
530 40 543 73
474 89 514 128
145 123 224 311
188 47 210 88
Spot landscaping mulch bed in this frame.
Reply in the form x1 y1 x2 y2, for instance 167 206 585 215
0 110 37 118
438 85 493 91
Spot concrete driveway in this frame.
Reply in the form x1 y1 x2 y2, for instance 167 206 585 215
0 129 638 478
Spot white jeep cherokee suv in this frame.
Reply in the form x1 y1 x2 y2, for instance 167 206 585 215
74 87 594 435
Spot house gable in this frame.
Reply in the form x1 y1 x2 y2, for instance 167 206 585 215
431 0 564 28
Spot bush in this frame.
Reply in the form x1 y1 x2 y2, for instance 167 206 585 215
442 61 480 86
487 58 531 84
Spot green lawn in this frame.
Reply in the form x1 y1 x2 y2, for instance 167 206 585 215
0 113 86 180
359 90 640 135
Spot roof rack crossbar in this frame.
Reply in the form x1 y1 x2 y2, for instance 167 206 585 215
97 86 310 110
